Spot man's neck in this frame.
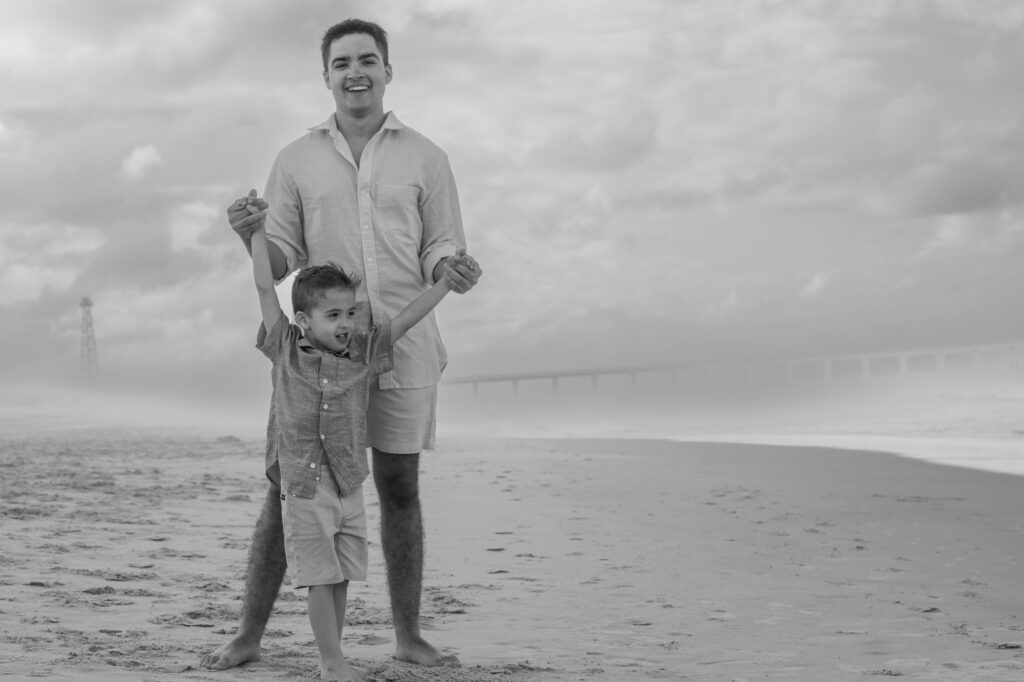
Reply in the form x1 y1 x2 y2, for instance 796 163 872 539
334 108 386 142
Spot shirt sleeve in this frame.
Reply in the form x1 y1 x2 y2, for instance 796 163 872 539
264 150 307 281
367 321 395 377
255 315 294 363
418 155 466 284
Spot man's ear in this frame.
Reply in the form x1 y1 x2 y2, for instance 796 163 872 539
323 70 330 89
385 63 393 84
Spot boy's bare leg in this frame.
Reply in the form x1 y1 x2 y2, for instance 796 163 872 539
309 583 362 681
200 485 287 670
372 450 458 667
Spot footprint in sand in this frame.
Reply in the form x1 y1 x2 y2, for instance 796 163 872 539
356 633 389 645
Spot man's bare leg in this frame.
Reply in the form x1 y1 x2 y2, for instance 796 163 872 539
372 450 458 667
200 484 287 670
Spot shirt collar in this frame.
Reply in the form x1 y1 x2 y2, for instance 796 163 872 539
309 111 405 135
296 331 365 361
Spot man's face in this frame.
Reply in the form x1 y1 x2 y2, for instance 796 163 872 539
297 287 358 353
323 32 391 117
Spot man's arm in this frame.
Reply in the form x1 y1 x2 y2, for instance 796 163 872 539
419 157 480 291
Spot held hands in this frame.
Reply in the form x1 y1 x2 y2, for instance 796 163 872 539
227 189 268 251
441 248 482 294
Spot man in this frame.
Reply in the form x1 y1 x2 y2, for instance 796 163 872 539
201 18 480 671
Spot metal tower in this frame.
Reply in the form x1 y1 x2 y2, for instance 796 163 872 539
80 297 100 376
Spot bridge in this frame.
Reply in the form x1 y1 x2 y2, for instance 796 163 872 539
443 341 1024 395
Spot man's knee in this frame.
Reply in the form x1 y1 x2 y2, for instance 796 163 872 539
249 484 285 557
372 450 420 508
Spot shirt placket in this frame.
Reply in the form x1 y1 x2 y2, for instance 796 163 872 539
356 133 388 386
315 369 331 483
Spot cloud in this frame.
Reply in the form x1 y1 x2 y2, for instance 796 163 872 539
121 144 163 180
800 272 830 303
3 0 1024 394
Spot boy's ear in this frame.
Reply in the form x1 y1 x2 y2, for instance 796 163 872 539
295 311 311 331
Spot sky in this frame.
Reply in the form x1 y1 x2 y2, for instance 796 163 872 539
2 0 1024 405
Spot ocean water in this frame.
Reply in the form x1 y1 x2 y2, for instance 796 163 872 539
437 369 1024 478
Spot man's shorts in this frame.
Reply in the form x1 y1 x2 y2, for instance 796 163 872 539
281 475 367 588
367 384 436 454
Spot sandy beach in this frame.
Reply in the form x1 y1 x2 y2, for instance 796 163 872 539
2 426 1023 681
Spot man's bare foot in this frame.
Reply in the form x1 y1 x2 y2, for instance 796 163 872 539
395 636 459 667
200 635 261 670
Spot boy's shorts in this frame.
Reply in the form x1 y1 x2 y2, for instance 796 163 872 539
281 474 367 589
367 384 437 454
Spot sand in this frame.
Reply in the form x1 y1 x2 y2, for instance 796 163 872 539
1 431 1023 681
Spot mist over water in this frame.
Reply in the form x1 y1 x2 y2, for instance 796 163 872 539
3 364 1022 477
438 367 1024 477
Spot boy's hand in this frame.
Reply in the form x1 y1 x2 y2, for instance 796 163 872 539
441 248 482 294
227 189 269 250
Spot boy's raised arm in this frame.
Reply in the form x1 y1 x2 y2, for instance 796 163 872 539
391 249 479 342
251 227 283 334
391 278 451 343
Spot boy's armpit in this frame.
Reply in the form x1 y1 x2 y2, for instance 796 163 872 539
368 321 395 377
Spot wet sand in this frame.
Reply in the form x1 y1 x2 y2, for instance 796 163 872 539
1 432 1022 680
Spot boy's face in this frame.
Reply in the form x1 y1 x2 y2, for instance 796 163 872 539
323 32 391 118
296 287 358 353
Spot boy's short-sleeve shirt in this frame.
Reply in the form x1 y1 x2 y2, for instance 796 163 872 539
257 316 393 498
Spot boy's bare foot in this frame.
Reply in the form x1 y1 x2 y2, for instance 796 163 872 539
320 658 364 681
395 636 459 667
200 635 260 670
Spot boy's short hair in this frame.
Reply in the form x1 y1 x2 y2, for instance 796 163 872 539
321 18 390 71
292 262 362 314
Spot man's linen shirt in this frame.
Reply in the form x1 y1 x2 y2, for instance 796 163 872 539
264 111 465 390
257 316 393 498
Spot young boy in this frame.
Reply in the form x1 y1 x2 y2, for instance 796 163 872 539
238 191 476 681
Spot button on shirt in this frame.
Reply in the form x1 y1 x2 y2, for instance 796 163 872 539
264 111 466 390
258 317 393 499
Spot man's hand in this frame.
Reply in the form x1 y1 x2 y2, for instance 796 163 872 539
437 248 482 294
227 189 269 253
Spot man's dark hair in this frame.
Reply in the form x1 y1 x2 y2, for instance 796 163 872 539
321 18 389 71
291 262 362 313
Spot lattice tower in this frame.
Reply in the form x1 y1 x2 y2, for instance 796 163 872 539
80 297 100 376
